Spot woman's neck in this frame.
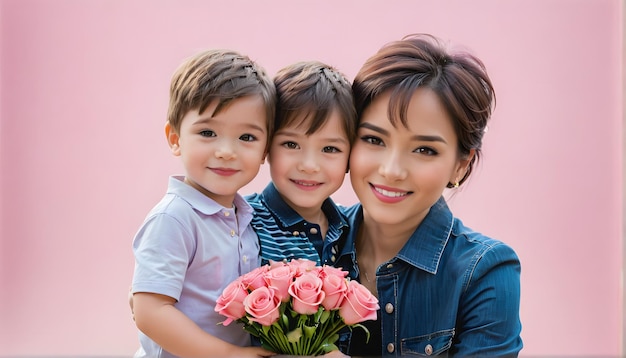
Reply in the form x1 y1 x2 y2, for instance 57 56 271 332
358 210 419 264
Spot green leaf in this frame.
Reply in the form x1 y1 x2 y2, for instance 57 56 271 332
313 306 324 322
243 325 260 337
271 321 284 334
281 313 290 330
261 324 271 336
298 313 308 327
303 324 316 339
327 333 339 344
320 309 331 324
286 327 303 343
321 342 339 354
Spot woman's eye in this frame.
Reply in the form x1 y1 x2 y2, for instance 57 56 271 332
240 134 257 142
281 141 299 149
322 146 341 153
199 130 216 137
415 147 438 156
361 135 383 146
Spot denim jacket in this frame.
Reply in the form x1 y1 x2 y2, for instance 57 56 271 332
335 197 523 357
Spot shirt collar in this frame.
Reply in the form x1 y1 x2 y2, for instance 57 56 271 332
168 175 253 217
262 182 348 230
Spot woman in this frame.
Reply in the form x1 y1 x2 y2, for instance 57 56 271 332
335 34 523 356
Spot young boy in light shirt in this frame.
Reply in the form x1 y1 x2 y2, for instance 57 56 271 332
131 49 276 358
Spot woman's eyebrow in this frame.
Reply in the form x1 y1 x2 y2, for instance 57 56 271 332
411 134 447 144
359 122 388 136
360 122 447 143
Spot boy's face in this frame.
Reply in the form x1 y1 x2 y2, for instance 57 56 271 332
268 110 350 216
167 95 268 207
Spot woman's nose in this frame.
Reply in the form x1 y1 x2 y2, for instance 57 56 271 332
378 151 407 181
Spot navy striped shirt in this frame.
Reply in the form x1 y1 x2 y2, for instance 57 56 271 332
246 182 349 266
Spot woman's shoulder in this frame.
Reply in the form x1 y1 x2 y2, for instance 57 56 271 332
450 218 520 263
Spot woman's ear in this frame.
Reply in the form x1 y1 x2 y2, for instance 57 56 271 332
452 149 475 184
165 122 181 156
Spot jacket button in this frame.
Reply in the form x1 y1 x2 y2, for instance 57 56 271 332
310 227 318 234
425 344 433 355
386 263 393 269
385 303 394 314
292 231 299 236
386 343 395 353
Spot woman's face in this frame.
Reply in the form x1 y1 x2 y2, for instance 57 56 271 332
349 88 472 227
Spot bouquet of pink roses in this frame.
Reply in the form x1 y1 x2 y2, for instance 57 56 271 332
215 258 379 355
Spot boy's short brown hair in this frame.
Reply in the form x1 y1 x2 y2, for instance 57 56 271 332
273 61 356 144
167 49 276 148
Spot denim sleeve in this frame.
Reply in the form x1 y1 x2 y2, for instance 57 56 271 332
453 242 523 357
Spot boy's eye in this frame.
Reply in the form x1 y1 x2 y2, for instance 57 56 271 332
415 147 438 156
281 141 299 149
361 135 383 146
322 146 341 153
240 134 257 142
199 130 216 137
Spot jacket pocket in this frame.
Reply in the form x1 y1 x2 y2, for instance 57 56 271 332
400 329 454 356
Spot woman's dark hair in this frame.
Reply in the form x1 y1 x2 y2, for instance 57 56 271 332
352 33 495 187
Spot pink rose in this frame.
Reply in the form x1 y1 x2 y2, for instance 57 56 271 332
318 265 349 279
266 264 295 302
214 279 248 326
288 272 325 315
241 265 269 290
287 258 319 276
243 286 281 326
339 280 380 325
268 259 288 269
320 272 347 310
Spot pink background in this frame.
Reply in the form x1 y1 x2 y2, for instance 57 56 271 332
0 0 622 356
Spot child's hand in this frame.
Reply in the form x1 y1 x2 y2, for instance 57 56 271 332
274 352 349 358
236 346 276 357
128 286 135 321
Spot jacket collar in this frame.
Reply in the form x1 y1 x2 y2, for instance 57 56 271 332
341 196 453 275
396 197 453 274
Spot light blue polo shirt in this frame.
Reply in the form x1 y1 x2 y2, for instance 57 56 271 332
132 175 260 358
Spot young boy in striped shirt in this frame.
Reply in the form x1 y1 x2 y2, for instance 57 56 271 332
246 61 357 267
